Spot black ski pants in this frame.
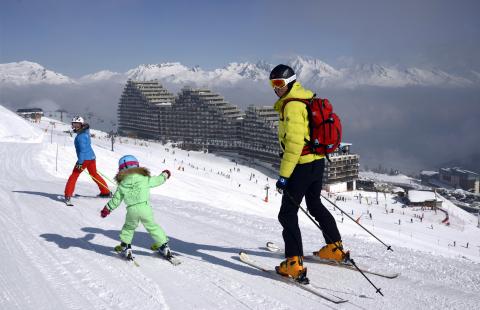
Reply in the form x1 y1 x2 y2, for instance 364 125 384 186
278 159 341 258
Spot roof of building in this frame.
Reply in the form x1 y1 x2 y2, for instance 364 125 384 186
421 170 439 176
408 190 442 203
440 167 480 178
17 108 43 113
392 187 405 193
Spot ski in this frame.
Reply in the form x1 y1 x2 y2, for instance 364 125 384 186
115 252 140 267
127 256 140 267
158 252 181 266
115 250 181 267
58 195 74 206
265 242 399 279
59 193 111 206
114 247 140 267
74 194 112 199
239 251 348 304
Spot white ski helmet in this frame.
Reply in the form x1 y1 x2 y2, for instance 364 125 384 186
71 116 84 124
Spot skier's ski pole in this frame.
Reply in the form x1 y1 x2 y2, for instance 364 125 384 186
97 170 115 185
285 191 384 296
80 168 111 192
321 194 393 252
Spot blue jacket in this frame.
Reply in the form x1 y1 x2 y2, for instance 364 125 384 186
74 126 96 164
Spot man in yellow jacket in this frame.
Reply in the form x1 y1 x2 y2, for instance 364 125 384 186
270 64 347 281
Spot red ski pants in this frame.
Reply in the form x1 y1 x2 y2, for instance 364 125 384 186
64 160 110 197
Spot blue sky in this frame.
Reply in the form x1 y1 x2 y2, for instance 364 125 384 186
1 0 479 77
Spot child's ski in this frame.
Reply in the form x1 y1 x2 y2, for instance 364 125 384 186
115 252 140 267
158 252 181 266
127 256 140 267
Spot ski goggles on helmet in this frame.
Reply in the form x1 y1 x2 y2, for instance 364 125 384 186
269 74 296 89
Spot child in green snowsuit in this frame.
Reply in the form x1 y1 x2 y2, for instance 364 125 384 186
100 155 172 258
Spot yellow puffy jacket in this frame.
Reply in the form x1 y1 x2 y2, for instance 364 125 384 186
273 82 325 178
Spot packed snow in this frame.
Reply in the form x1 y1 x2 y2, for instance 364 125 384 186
0 105 479 310
359 170 417 187
0 105 43 143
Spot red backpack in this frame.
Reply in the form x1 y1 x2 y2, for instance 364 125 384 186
282 97 342 160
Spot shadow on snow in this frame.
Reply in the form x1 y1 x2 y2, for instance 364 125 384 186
40 227 271 276
13 190 65 203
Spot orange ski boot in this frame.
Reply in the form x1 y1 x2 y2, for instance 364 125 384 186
275 256 309 283
314 241 349 262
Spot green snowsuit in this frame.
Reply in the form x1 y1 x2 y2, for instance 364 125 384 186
106 167 168 247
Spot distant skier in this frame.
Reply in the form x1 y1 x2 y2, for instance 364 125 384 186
64 116 110 205
100 155 173 260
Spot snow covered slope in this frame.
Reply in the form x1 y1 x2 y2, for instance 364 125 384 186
0 105 479 310
0 105 44 143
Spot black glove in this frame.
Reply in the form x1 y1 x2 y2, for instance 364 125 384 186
75 163 84 171
276 176 288 194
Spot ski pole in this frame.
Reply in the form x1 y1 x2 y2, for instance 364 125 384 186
80 168 111 193
285 191 384 296
321 194 393 252
97 169 116 185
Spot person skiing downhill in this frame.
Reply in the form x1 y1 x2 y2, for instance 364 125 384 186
270 64 348 281
100 155 173 259
64 116 110 205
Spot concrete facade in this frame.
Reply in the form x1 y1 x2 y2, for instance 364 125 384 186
117 80 359 190
118 80 175 141
439 167 480 194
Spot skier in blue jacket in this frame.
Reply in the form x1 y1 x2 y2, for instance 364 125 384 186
64 116 110 204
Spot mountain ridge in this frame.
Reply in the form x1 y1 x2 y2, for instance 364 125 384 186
1 57 477 89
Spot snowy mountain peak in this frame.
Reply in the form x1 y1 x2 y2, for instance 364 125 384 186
222 61 271 80
191 65 201 72
126 62 192 81
1 58 477 88
336 63 476 88
289 56 341 80
0 61 75 85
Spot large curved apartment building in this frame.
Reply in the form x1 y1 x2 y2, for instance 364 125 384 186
118 80 175 141
240 106 279 165
117 80 359 191
173 87 244 151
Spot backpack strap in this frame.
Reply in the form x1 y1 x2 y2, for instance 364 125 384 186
281 97 310 116
281 96 316 156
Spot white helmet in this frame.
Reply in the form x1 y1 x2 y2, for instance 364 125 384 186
71 116 84 124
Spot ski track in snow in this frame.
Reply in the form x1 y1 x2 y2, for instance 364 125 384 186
0 115 479 310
